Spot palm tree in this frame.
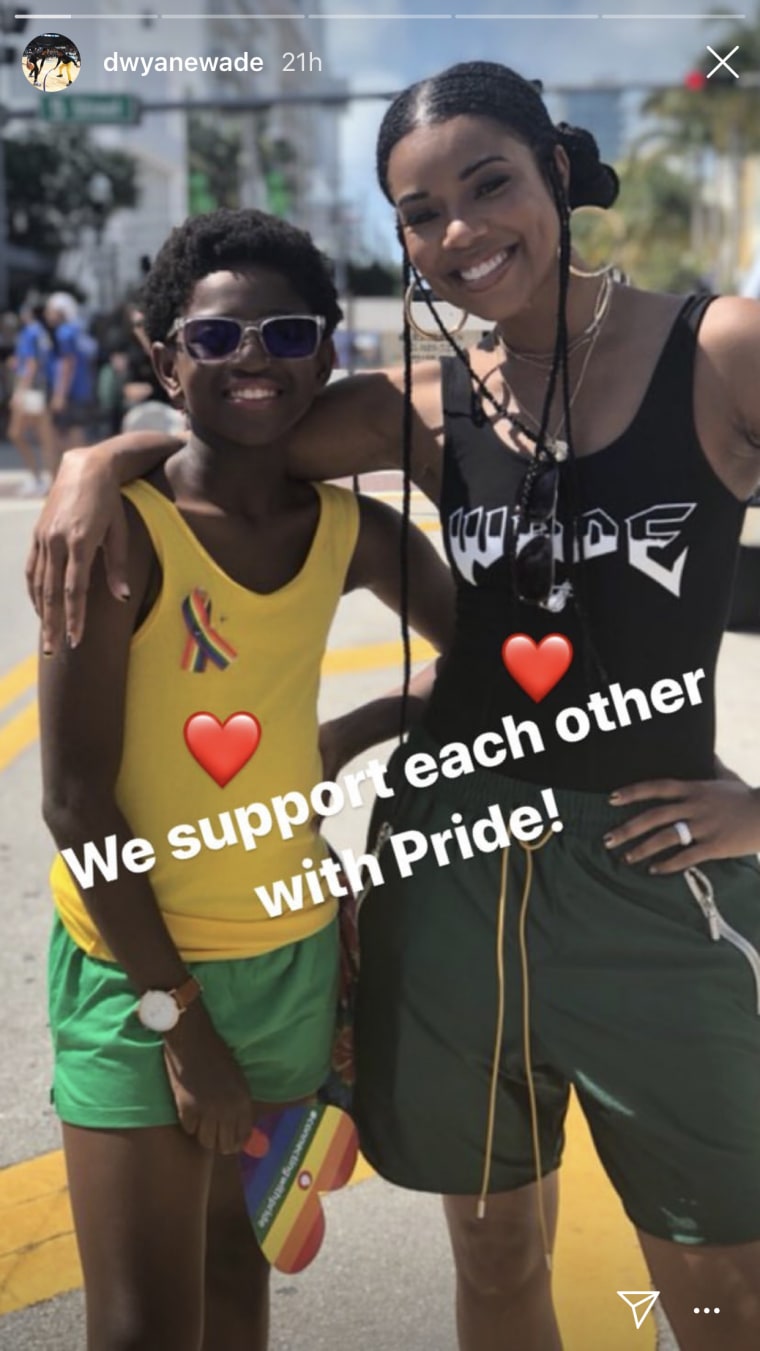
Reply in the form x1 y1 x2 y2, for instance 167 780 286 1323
572 157 703 291
640 10 760 285
643 12 760 155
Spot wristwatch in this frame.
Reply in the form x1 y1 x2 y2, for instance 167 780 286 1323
136 975 202 1033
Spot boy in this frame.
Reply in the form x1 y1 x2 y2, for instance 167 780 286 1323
40 209 453 1351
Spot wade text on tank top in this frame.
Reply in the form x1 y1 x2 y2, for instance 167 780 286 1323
424 295 746 791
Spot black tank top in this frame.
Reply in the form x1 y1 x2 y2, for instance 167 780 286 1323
423 295 746 792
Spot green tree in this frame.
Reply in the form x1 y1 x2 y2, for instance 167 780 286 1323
638 12 760 286
573 156 704 291
256 133 297 217
187 112 242 213
5 128 136 262
643 13 760 154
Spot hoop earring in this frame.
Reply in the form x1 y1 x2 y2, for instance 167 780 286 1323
568 260 613 279
403 282 469 340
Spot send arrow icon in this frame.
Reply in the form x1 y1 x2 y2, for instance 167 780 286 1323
617 1290 661 1329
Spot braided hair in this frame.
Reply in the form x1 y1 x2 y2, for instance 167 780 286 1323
376 61 619 739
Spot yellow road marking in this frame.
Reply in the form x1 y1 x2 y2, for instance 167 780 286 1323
0 654 36 715
0 1146 375 1315
0 640 436 774
322 637 435 676
0 1098 653 1343
555 1097 653 1350
0 702 39 774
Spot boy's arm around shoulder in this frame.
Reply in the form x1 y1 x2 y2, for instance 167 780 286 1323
319 495 455 775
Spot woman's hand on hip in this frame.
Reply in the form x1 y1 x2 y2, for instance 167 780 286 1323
603 776 760 873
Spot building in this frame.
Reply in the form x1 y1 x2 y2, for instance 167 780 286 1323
739 155 760 291
204 0 347 255
5 1 200 303
3 0 344 306
556 90 624 165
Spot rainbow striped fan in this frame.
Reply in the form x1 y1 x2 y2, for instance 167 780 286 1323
239 1103 358 1273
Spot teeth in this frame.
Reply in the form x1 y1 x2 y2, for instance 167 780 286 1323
229 388 277 401
460 249 510 282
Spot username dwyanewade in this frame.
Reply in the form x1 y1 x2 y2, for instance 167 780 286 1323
104 52 264 75
104 51 320 76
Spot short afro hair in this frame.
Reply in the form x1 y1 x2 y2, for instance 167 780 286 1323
141 208 343 344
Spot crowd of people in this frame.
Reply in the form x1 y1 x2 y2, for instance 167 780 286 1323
0 292 183 496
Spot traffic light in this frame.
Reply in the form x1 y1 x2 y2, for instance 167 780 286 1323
684 46 740 93
683 70 707 91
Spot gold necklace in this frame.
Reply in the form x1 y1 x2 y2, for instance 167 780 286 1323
497 270 614 371
505 299 610 459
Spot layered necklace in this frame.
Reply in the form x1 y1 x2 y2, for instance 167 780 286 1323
472 269 615 462
498 268 614 370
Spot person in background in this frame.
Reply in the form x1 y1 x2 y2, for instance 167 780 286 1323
120 302 185 435
0 311 19 437
8 301 56 496
45 293 98 462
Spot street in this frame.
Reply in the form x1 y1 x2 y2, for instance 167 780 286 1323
0 457 758 1351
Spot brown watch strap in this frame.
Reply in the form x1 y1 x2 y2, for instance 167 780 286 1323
170 974 202 1013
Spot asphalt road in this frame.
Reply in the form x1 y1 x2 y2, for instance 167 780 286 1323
0 462 758 1351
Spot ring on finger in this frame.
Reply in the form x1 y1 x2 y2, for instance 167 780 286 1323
673 819 693 848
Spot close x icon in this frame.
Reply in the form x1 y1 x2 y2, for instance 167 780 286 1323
706 45 740 80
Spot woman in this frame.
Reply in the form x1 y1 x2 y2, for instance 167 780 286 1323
28 63 760 1351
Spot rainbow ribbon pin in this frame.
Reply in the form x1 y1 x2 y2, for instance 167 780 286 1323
181 589 238 672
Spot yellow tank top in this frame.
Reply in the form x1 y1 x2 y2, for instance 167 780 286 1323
51 479 360 961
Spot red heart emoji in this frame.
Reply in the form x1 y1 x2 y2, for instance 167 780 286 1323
183 711 261 787
501 634 573 703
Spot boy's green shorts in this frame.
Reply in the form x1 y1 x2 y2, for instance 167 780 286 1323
354 728 760 1246
48 915 338 1128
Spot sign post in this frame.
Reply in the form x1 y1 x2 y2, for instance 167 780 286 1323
40 93 141 125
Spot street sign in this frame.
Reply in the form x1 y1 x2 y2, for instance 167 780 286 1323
40 94 141 125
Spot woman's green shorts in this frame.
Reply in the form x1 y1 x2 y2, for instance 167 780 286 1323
354 728 760 1246
48 915 338 1129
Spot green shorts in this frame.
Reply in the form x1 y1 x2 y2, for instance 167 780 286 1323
48 916 339 1128
355 728 760 1245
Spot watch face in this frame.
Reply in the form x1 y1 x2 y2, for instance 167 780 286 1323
138 990 179 1033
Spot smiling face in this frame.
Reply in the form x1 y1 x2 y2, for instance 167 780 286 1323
388 114 567 324
154 267 333 452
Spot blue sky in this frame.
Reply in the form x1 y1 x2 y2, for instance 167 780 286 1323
322 0 756 254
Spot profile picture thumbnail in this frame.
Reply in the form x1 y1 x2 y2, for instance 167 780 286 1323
22 33 81 92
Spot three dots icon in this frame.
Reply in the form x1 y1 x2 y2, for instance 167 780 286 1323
694 1308 720 1315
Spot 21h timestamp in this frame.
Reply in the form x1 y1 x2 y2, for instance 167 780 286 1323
283 51 322 72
